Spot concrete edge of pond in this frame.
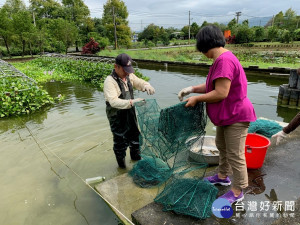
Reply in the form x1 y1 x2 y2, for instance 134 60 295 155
95 126 300 225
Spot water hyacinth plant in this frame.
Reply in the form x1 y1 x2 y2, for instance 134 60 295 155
0 77 56 117
3 56 147 118
13 57 148 90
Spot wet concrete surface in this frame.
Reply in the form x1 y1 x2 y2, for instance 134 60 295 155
96 128 300 225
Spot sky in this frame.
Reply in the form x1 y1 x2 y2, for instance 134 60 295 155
1 0 300 31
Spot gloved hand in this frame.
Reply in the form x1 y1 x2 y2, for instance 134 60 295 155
178 86 194 101
143 84 155 95
271 130 287 145
131 98 145 106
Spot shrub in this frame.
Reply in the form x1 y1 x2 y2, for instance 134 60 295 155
82 38 101 54
280 30 293 43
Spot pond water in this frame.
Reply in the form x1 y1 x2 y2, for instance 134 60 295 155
0 62 298 225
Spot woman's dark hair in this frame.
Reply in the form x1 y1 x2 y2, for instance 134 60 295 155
196 25 225 53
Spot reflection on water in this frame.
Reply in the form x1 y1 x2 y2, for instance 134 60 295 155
246 169 266 195
0 63 298 225
0 81 123 225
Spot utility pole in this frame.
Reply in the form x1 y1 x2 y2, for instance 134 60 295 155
272 15 275 26
235 11 241 24
188 11 191 45
112 6 118 49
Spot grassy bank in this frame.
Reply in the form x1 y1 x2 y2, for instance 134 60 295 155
98 42 300 69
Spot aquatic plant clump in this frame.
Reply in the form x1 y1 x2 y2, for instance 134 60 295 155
0 59 57 118
0 76 55 117
13 56 148 90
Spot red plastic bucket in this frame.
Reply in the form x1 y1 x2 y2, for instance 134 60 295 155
245 133 271 169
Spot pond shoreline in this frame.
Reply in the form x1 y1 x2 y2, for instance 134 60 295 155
3 54 293 77
71 53 293 76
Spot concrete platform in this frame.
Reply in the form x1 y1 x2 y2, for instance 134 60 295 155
95 173 159 223
96 128 300 225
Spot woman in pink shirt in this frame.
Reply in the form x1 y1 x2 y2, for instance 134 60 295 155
178 25 256 204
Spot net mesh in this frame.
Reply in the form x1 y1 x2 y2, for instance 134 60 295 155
248 118 283 138
154 177 218 219
129 99 217 219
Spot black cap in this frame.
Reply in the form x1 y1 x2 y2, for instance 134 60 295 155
115 53 134 74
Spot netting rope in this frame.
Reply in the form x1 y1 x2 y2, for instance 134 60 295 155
129 99 218 219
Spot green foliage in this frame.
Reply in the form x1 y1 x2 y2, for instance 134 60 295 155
13 57 148 90
62 0 91 49
2 0 26 14
253 26 265 42
145 40 155 48
30 0 62 19
102 0 131 48
62 0 90 23
12 10 35 56
267 26 279 42
295 29 300 41
227 18 237 30
190 22 200 38
93 18 107 37
139 23 160 44
1 2 299 56
235 25 254 44
87 33 110 49
0 7 13 56
0 77 55 117
273 8 298 31
138 24 173 46
160 32 170 46
181 25 189 39
49 18 78 54
200 21 209 28
280 29 293 43
233 50 299 65
242 19 249 26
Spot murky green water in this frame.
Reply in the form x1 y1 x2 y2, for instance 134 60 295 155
0 62 298 225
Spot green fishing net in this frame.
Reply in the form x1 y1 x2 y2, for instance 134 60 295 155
249 118 283 138
154 177 218 219
129 99 217 219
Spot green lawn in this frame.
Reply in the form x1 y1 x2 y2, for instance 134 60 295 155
98 45 300 69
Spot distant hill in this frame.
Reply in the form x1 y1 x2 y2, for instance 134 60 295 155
247 16 272 27
223 16 272 27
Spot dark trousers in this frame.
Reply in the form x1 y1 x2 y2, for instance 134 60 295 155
107 106 140 159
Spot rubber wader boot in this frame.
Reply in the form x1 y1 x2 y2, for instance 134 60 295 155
130 150 141 161
116 157 126 168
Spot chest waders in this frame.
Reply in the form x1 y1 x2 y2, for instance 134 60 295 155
106 71 141 168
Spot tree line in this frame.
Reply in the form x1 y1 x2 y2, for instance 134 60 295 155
139 8 300 47
0 0 299 57
0 0 132 57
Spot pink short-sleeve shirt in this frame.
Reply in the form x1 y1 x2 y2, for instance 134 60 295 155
206 51 257 126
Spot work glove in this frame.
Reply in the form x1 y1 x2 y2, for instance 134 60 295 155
131 98 145 106
178 86 194 101
143 84 155 95
271 130 287 145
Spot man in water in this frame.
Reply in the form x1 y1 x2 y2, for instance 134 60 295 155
104 53 155 168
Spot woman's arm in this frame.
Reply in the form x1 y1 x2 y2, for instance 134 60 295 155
185 78 231 107
193 83 206 93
